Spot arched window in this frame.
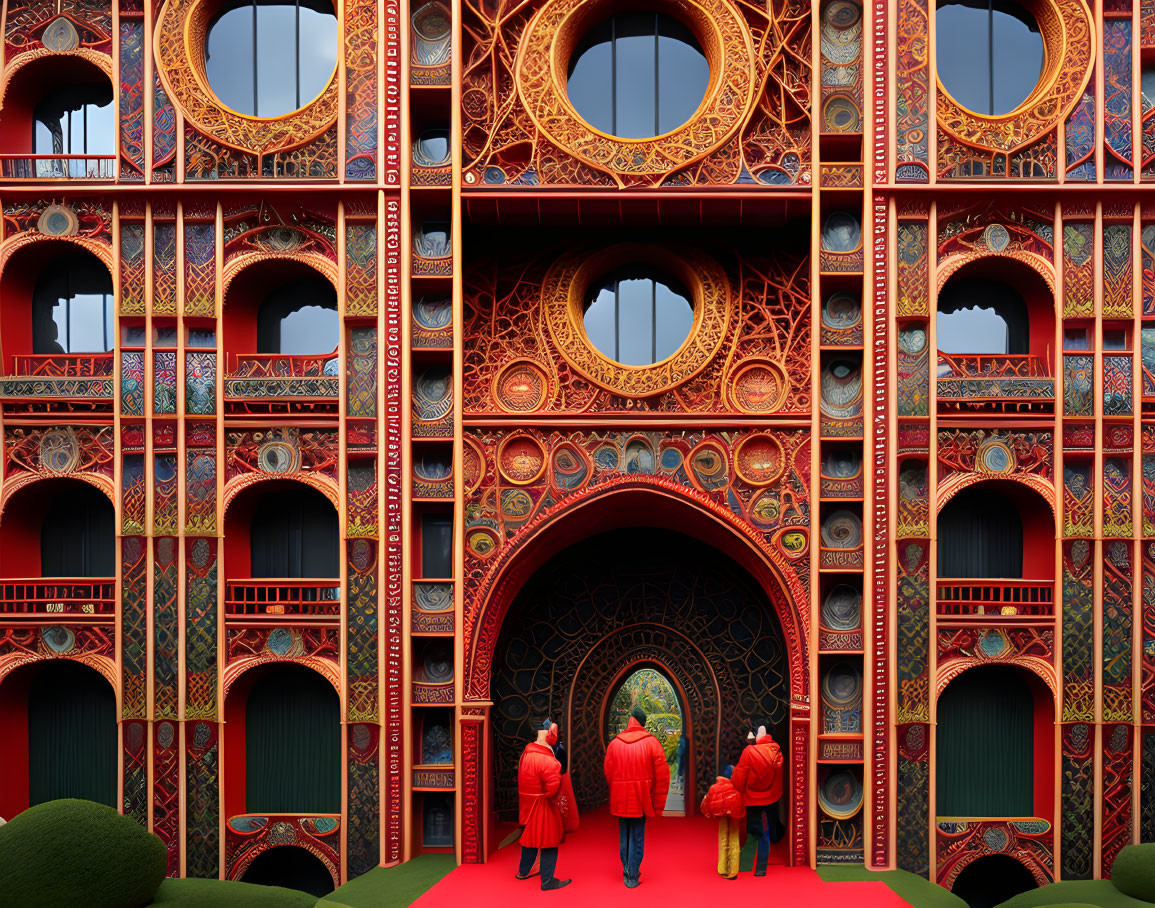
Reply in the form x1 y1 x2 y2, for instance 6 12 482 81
34 83 114 156
256 277 338 356
41 483 115 577
937 485 1022 578
583 269 694 366
241 846 335 897
952 855 1038 908
937 276 1029 355
32 252 114 354
936 0 1043 116
567 13 710 138
414 128 450 167
245 665 340 813
607 666 686 812
204 0 338 117
937 666 1035 816
249 485 339 578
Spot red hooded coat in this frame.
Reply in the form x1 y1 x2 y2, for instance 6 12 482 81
518 742 565 848
603 717 671 817
700 776 745 820
731 732 784 806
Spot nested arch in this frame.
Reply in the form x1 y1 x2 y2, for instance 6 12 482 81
222 472 340 514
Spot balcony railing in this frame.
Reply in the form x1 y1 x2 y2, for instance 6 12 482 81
937 353 1049 379
12 353 115 377
229 352 339 378
0 578 116 616
936 579 1054 619
224 579 341 619
0 154 116 180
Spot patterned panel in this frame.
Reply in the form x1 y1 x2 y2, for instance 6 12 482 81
186 450 217 535
154 453 179 534
1065 84 1095 180
1103 541 1133 723
186 352 216 415
1141 730 1155 842
1064 463 1093 537
347 542 378 723
153 720 180 874
896 222 928 317
895 533 929 874
184 222 216 317
1104 354 1133 416
1062 222 1094 317
1063 354 1094 416
896 723 929 876
154 351 177 414
153 221 178 314
347 328 378 418
897 327 929 417
119 17 145 179
1061 722 1094 878
122 536 148 718
120 223 147 314
122 453 146 534
1103 18 1134 181
123 719 148 826
122 351 145 415
1102 223 1134 317
1062 540 1094 721
347 724 381 876
1103 459 1133 538
894 0 928 180
186 538 218 721
344 0 378 180
153 538 180 719
345 224 378 316
1102 724 1133 875
185 720 219 877
1144 226 1155 315
153 73 177 180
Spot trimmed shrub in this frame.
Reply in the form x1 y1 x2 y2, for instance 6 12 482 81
1111 843 1155 902
148 878 320 907
0 799 166 908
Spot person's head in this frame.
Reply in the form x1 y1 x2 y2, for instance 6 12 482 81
532 718 559 746
755 724 771 744
630 706 647 727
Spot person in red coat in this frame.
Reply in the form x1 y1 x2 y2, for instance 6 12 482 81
731 725 784 876
603 706 670 888
700 768 746 880
516 719 572 890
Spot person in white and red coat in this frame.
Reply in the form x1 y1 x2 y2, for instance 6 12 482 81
731 725 784 877
515 719 572 891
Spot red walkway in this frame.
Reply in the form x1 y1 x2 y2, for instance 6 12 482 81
413 809 911 907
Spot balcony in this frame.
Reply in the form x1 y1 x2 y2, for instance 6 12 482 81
224 580 341 622
936 579 1054 621
224 352 339 415
936 354 1053 413
0 353 114 412
0 154 116 181
0 578 116 620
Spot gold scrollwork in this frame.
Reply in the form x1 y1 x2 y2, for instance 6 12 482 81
514 0 755 185
935 0 1093 153
542 243 732 398
154 0 338 154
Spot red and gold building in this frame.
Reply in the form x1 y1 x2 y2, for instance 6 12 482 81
0 0 1151 899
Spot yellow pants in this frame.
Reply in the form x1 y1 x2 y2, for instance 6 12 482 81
717 816 741 878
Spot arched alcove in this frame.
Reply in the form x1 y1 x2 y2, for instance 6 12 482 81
0 659 117 818
223 480 339 579
0 478 114 579
951 853 1039 908
239 844 336 896
937 480 1053 581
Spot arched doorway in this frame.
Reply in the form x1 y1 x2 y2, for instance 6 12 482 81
240 845 336 897
0 660 117 816
951 854 1038 908
491 528 789 825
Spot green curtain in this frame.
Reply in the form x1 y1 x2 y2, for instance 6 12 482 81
28 661 117 807
246 665 340 813
937 665 1033 817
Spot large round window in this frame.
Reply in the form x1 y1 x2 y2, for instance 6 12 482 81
583 270 694 366
205 0 338 118
936 0 1043 116
566 13 710 139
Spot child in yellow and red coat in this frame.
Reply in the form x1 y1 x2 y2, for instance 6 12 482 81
699 766 746 880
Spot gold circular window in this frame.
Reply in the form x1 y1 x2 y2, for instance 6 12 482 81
155 0 338 154
542 243 731 397
515 0 755 182
935 0 1093 152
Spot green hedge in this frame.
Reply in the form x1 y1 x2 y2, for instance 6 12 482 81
1111 843 1155 903
148 878 322 907
0 799 166 908
999 879 1155 908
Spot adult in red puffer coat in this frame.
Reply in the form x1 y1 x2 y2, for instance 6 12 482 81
516 720 572 891
731 725 784 877
603 707 670 888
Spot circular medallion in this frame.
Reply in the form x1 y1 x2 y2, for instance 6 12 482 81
773 526 809 560
824 0 862 28
623 438 656 475
189 537 212 571
821 584 862 631
983 223 1011 252
823 95 861 132
352 723 372 752
350 538 374 573
193 721 212 749
687 441 729 491
729 359 789 412
39 427 79 474
466 525 499 558
414 296 452 330
905 724 925 751
37 205 79 237
819 770 864 819
977 629 1010 657
229 816 268 834
821 509 863 549
500 488 535 519
822 447 862 479
983 826 1010 852
305 816 340 835
898 327 927 354
42 16 80 50
415 582 452 610
551 443 590 491
734 434 786 486
821 211 862 252
462 438 485 494
514 0 755 181
901 541 926 572
593 444 620 471
422 642 453 683
412 0 451 60
414 368 452 422
822 291 862 329
497 434 546 485
41 626 76 654
266 627 300 656
750 489 781 526
976 439 1015 474
542 244 731 398
821 359 863 419
257 441 297 474
822 661 862 707
494 359 550 412
659 446 684 472
157 721 176 749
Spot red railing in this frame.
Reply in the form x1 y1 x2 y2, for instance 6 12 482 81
229 351 338 378
224 579 341 618
936 579 1054 618
12 353 114 377
0 154 116 180
0 578 116 616
937 353 1049 378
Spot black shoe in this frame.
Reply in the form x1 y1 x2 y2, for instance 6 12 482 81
625 877 641 888
542 878 572 890
754 869 767 877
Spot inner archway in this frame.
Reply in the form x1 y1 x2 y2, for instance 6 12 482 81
239 845 336 896
951 854 1038 908
491 528 788 824
605 666 688 813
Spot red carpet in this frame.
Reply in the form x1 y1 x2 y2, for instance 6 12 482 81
413 809 911 907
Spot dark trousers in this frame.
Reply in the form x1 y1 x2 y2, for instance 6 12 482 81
518 845 559 888
747 802 781 874
618 815 646 881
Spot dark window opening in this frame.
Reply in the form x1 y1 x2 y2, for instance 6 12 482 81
256 277 339 356
421 514 452 578
936 0 1043 116
240 846 335 897
583 269 694 366
1103 329 1129 351
951 852 1038 908
567 12 710 138
205 0 338 118
33 82 114 156
1063 328 1089 350
937 276 1029 355
1143 65 1155 110
414 128 450 166
41 483 115 577
245 665 340 815
938 486 1022 578
33 253 114 354
249 486 339 578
